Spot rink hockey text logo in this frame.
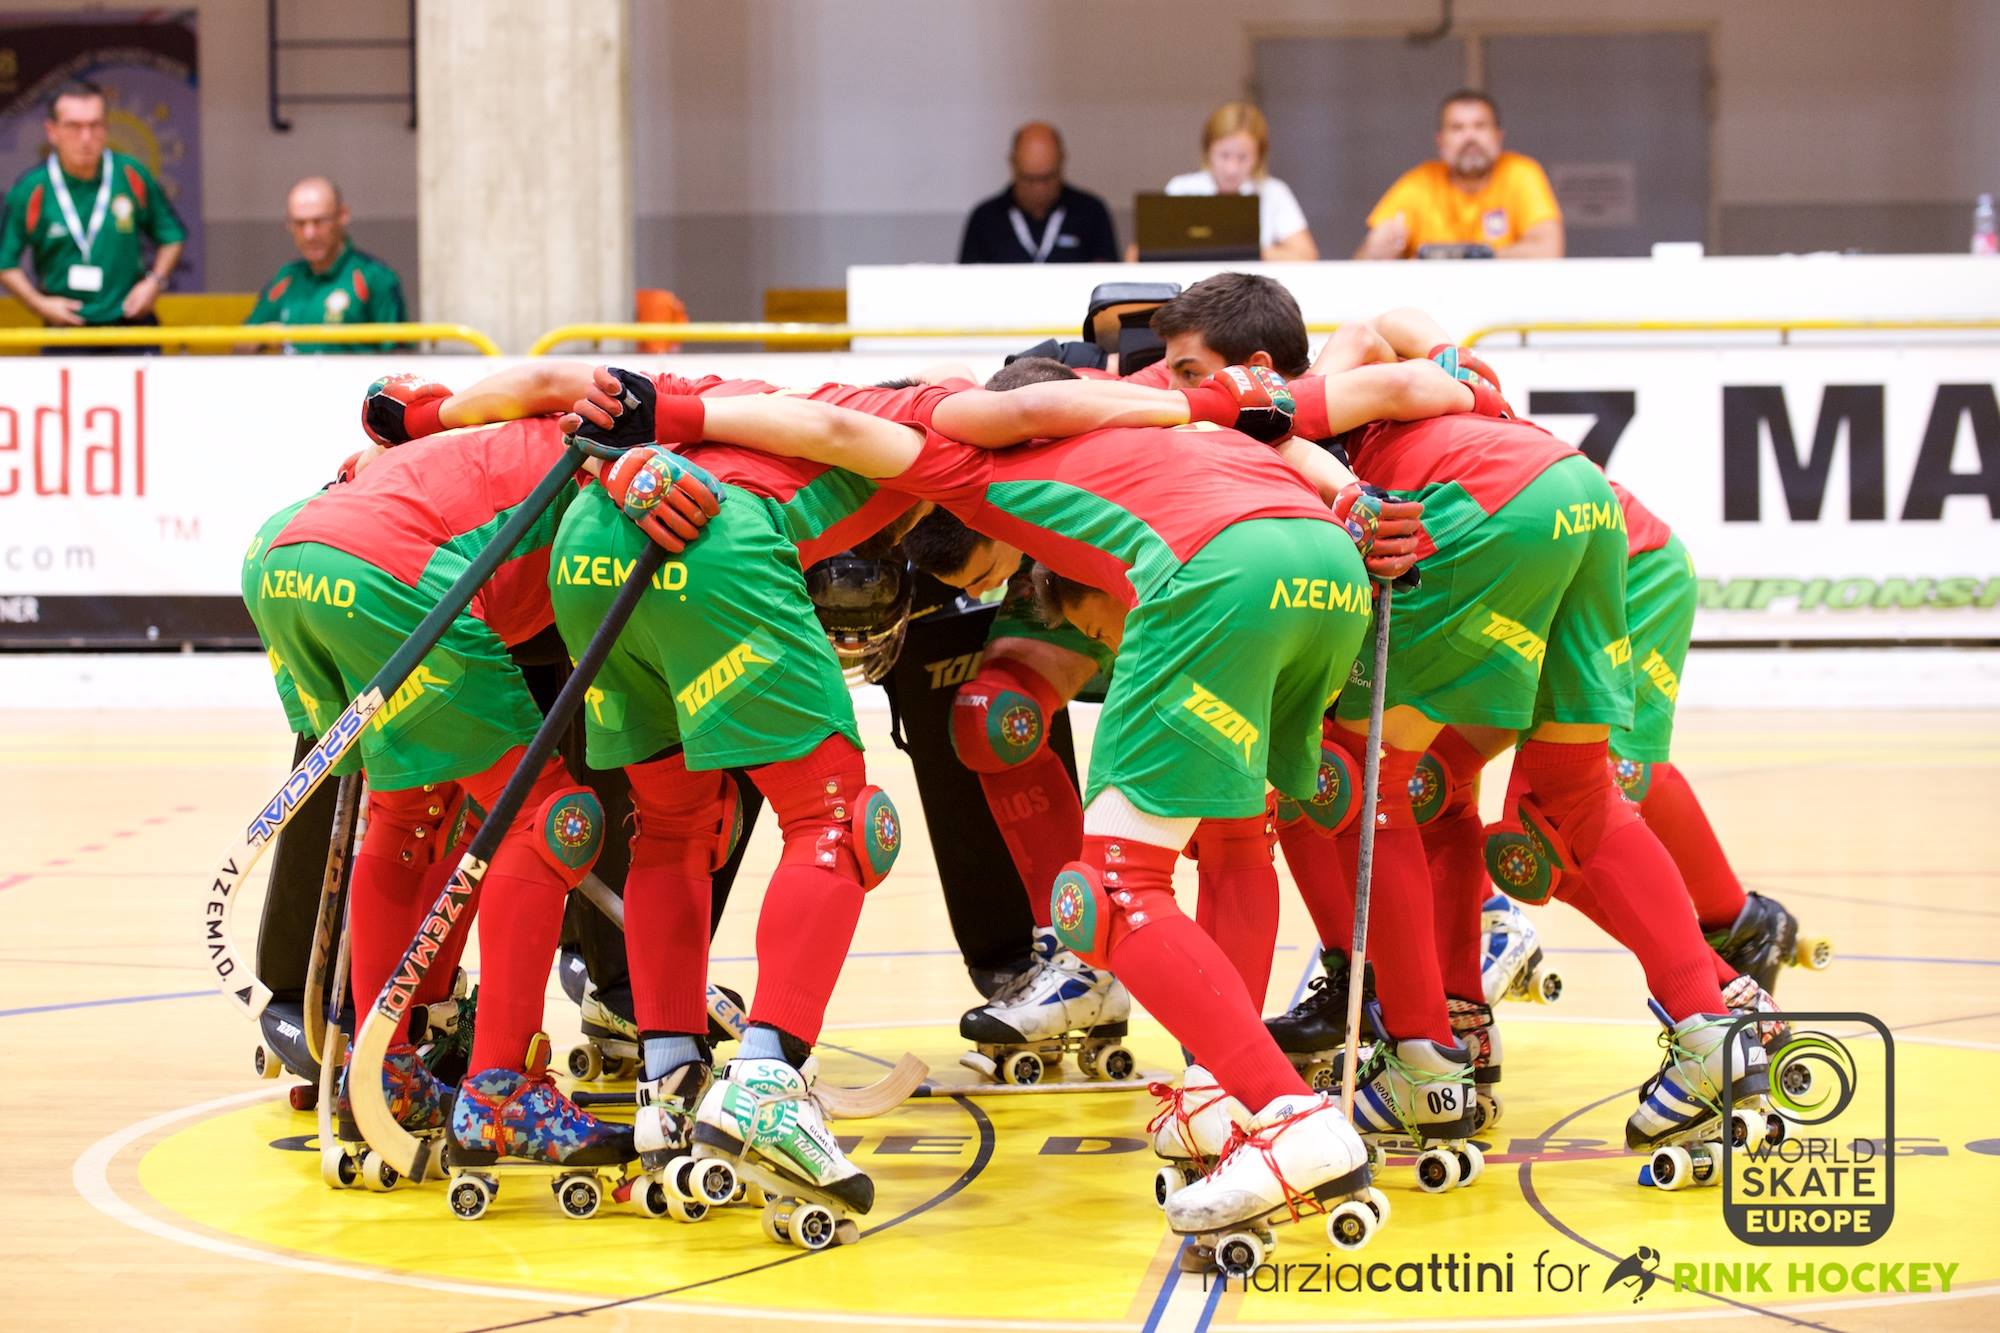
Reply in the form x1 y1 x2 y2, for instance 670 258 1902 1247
1724 1014 1895 1246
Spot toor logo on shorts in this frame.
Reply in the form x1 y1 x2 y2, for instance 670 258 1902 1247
1181 680 1260 763
1479 611 1548 666
369 664 450 731
677 640 772 718
1604 635 1633 668
1638 648 1679 700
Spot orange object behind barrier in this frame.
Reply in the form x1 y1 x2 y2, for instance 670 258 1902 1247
635 289 687 353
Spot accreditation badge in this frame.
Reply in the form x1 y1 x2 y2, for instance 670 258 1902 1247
66 264 104 293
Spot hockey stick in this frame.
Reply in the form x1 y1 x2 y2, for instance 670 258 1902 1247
204 438 594 1023
350 542 668 1183
1338 582 1392 1124
315 831 356 1186
301 773 364 1064
572 868 930 1118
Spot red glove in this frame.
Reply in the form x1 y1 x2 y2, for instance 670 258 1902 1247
1179 365 1296 444
1427 343 1502 392
361 373 451 447
599 444 723 552
1332 482 1425 580
1468 380 1515 420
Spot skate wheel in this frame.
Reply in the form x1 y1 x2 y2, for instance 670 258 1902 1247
1689 1143 1721 1186
288 1084 318 1113
1153 1164 1192 1209
788 1201 839 1251
1326 1199 1376 1251
1097 1044 1137 1082
667 1193 708 1223
1213 1230 1264 1279
636 1179 671 1218
1764 1111 1788 1146
254 1044 282 1079
1415 1148 1461 1193
1473 1090 1503 1136
1781 1060 1814 1100
610 1056 641 1082
1532 968 1563 1005
1303 1061 1336 1094
566 1042 603 1082
448 1174 493 1220
1001 1050 1044 1086
760 1197 787 1244
1364 1186 1391 1226
1728 1108 1764 1150
554 1173 602 1220
320 1145 358 1190
1797 937 1833 971
1075 1044 1099 1079
664 1155 699 1202
1365 1141 1387 1175
692 1157 739 1207
1455 1143 1484 1187
360 1150 399 1192
1651 1144 1692 1192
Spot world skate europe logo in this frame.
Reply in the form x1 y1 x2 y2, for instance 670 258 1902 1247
1722 1015 1894 1246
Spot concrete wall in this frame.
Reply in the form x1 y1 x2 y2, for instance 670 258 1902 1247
6 0 1988 321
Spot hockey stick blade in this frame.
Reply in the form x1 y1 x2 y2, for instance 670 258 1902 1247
813 1053 930 1119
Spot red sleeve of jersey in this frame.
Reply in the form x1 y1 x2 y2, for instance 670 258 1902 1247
1609 479 1674 556
1120 359 1174 388
887 427 991 505
1285 374 1333 439
809 380 964 430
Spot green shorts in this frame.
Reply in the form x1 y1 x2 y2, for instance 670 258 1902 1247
246 539 544 791
1087 517 1370 819
244 498 313 736
1338 454 1634 732
1612 534 1696 763
985 578 1115 702
550 484 859 772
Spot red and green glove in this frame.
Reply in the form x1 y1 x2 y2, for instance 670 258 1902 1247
1427 344 1514 419
1332 482 1424 581
1180 365 1296 444
361 373 452 447
599 443 723 553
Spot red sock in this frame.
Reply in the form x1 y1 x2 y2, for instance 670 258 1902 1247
346 847 426 1033
350 783 464 1039
1330 736 1452 1045
978 746 1081 926
1639 761 1748 931
1189 811 1279 1007
744 735 870 1045
410 849 481 1010
1276 818 1353 954
1420 728 1493 1003
1092 836 1305 1110
1516 740 1725 1021
624 752 734 1036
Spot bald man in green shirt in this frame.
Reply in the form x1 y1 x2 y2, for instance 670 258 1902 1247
0 80 185 349
245 176 407 353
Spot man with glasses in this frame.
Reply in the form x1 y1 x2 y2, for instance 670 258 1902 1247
958 122 1117 264
245 175 408 352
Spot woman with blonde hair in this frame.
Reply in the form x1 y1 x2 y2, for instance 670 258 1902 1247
1163 102 1317 262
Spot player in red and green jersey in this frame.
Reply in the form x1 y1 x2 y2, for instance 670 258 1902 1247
593 362 1490 1240
241 362 720 1172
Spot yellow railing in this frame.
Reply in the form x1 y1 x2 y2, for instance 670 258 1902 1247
528 321 1360 356
1461 318 2000 347
0 322 502 355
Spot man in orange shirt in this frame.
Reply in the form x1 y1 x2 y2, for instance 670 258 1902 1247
1354 90 1564 260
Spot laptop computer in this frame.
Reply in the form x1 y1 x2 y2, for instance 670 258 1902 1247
1134 193 1261 261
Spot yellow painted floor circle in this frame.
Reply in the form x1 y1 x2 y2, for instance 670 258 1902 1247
130 1018 2000 1327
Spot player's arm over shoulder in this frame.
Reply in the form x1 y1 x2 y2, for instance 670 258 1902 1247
1303 361 1471 437
441 360 599 427
930 378 1194 449
698 394 926 478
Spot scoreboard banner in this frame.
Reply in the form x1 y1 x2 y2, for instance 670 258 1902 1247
0 347 1993 645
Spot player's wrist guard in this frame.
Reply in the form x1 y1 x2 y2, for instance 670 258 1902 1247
362 373 453 447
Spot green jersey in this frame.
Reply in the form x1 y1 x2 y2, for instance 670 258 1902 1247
246 242 408 352
0 151 185 325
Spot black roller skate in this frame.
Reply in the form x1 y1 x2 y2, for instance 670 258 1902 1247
1265 948 1375 1092
1706 893 1832 994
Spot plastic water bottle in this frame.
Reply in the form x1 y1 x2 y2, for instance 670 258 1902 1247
1974 194 1998 255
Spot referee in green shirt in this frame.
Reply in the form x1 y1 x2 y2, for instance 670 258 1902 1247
245 176 407 353
0 80 185 351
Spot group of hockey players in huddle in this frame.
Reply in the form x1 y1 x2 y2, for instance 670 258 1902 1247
236 274 1827 1263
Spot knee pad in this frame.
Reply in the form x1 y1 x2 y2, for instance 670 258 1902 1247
1483 795 1572 905
949 660 1060 773
756 736 899 890
532 786 607 887
628 752 741 876
1412 727 1487 826
1054 835 1180 967
1050 862 1112 966
360 781 465 868
1276 732 1361 835
845 785 903 890
1611 753 1653 803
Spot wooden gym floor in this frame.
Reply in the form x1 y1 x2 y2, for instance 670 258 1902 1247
2 701 1996 1332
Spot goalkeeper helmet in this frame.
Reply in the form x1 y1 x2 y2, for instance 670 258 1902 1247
805 553 911 685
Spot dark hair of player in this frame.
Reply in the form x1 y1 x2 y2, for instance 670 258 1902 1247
1028 560 1095 626
983 356 1079 392
1439 88 1500 126
898 506 986 577
1149 273 1310 378
46 78 106 119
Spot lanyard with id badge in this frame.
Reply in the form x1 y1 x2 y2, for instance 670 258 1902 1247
47 153 113 293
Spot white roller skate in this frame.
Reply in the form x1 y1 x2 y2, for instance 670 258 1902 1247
686 1057 873 1250
1336 1007 1485 1193
1628 1000 1785 1192
566 976 642 1082
1447 997 1504 1134
1481 894 1563 1005
1165 1092 1388 1276
959 927 1135 1085
627 1059 715 1222
1145 1064 1253 1208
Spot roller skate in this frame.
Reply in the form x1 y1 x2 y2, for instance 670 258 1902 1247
1145 1064 1253 1208
442 1034 640 1220
1166 1091 1387 1277
1480 894 1563 1005
959 927 1135 1086
628 1057 718 1222
1334 1004 1484 1192
1706 892 1831 994
687 1055 873 1251
565 974 643 1082
415 967 477 1087
1628 1000 1785 1192
1265 948 1374 1092
1447 997 1504 1133
322 1044 455 1192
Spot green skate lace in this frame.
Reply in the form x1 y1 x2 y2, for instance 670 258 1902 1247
1636 1017 1733 1120
1356 1041 1474 1137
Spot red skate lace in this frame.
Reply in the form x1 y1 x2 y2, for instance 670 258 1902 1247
1146 1079 1233 1169
460 1071 564 1158
1200 1106 1330 1225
